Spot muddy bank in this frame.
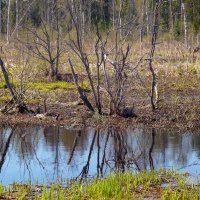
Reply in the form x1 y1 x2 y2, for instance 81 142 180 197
0 101 199 131
0 71 199 131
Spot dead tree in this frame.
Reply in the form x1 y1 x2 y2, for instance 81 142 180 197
0 58 17 102
0 58 32 113
6 0 11 43
68 4 102 114
148 0 162 110
67 1 136 117
181 1 188 48
69 59 94 112
27 18 63 80
110 44 130 116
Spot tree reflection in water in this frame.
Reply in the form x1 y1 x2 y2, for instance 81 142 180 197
0 126 15 172
67 128 156 179
0 125 200 184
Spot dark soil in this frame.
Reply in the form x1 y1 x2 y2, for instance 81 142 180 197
0 98 199 131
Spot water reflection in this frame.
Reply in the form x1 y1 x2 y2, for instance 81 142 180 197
0 125 200 185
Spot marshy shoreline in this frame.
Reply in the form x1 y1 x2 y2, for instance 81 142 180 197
0 170 199 199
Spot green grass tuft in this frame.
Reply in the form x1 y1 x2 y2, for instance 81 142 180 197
0 81 90 92
1 170 198 199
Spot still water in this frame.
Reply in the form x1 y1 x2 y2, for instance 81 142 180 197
0 125 200 185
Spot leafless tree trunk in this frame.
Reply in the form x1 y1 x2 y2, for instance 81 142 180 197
140 0 145 47
0 58 17 102
68 2 134 117
55 6 62 79
148 0 161 110
68 3 102 114
112 0 115 29
146 0 150 35
27 19 63 80
95 30 102 114
47 0 51 25
119 0 122 39
81 2 85 44
69 59 94 112
15 0 19 37
6 0 11 43
0 58 33 113
11 0 36 38
169 0 174 30
88 1 92 32
181 1 188 48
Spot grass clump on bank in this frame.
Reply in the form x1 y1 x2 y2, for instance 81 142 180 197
0 81 90 92
0 95 11 102
0 170 199 199
27 81 76 91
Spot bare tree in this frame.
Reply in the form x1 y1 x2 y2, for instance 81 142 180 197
69 59 94 112
68 2 135 117
15 0 19 37
0 58 33 113
169 0 174 30
140 0 145 47
148 0 162 110
68 2 102 114
146 0 150 35
0 58 17 102
27 19 63 80
181 1 188 48
6 0 11 43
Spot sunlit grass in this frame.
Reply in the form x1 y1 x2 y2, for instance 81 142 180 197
0 171 199 200
27 81 76 91
0 81 90 92
0 95 11 102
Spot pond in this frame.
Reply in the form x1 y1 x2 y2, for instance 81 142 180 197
0 125 200 185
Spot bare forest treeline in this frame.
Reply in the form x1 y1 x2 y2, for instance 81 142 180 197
0 0 199 43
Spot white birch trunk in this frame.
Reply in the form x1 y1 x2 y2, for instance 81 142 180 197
182 2 188 48
146 0 150 35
